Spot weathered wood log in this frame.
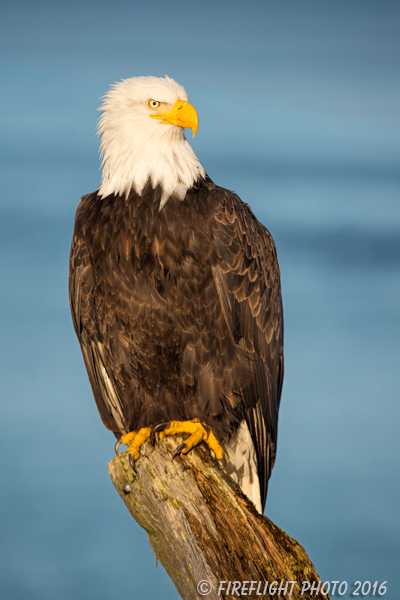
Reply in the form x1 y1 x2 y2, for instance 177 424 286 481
107 436 329 600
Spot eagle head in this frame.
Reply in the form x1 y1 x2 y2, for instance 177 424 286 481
97 75 205 206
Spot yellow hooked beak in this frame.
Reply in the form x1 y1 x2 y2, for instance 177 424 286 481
150 100 199 137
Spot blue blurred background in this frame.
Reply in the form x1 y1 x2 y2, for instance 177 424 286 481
1 1 399 598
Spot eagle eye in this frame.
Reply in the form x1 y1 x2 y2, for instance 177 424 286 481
148 99 161 109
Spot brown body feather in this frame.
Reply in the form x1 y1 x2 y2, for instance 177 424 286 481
69 176 283 509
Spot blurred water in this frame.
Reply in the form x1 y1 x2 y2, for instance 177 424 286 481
1 1 399 599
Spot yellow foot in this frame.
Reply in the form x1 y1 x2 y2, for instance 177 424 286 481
151 418 225 461
115 426 153 468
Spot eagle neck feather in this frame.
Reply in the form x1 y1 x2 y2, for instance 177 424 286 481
98 117 205 209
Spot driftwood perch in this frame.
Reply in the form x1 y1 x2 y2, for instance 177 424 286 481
108 436 329 599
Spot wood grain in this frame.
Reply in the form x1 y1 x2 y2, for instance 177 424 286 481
108 437 329 600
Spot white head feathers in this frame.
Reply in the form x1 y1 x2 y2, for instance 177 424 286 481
97 75 206 207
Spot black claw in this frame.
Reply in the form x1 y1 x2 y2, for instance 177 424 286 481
150 421 171 445
128 453 137 472
115 438 123 456
172 443 187 460
219 451 229 469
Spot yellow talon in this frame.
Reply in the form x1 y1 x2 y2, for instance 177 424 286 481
117 427 152 462
117 420 225 465
162 419 225 460
121 431 137 446
127 426 152 460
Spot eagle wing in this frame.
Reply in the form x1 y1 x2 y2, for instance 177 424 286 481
69 196 128 436
212 188 284 508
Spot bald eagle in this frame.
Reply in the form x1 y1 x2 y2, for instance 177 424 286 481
69 75 283 513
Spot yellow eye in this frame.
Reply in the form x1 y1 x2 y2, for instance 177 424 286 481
148 99 161 109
